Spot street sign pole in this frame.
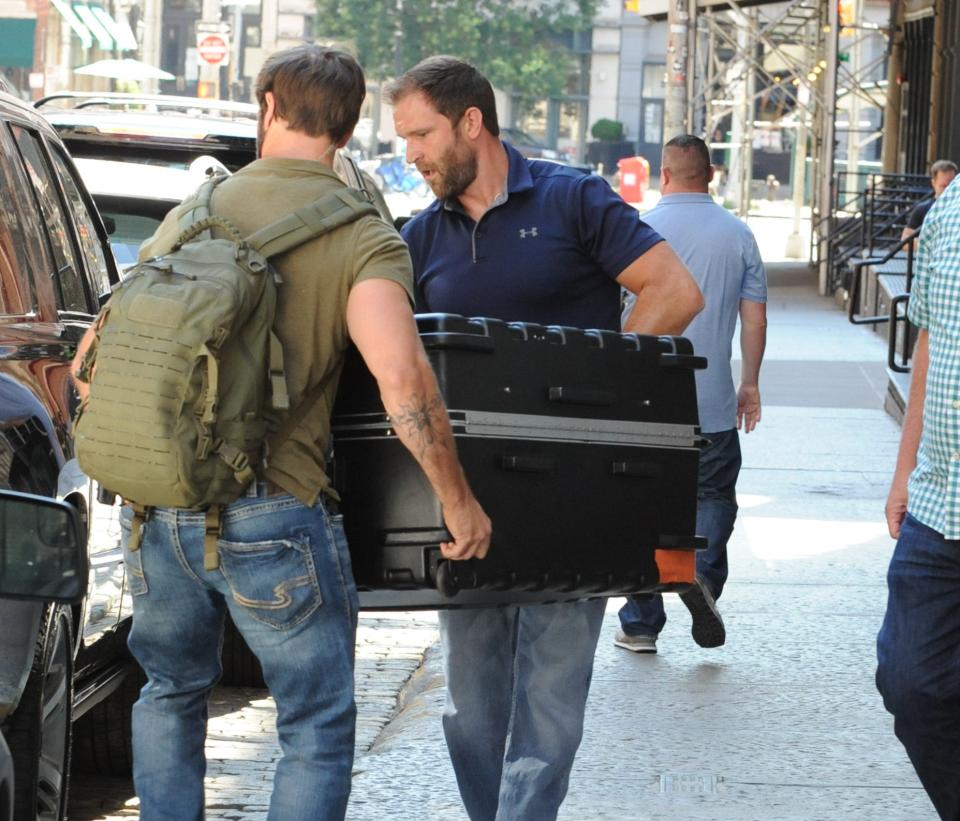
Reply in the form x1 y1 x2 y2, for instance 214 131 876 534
196 0 224 99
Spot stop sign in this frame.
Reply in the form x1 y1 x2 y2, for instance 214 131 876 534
197 33 229 66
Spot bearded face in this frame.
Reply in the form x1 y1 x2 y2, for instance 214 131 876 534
420 128 478 200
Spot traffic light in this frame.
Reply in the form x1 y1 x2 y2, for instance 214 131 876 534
624 0 639 12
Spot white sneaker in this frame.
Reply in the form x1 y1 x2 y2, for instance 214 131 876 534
613 630 657 654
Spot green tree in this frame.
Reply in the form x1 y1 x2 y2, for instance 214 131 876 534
315 0 596 102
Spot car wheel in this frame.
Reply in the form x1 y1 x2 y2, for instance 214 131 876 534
219 615 266 688
5 605 73 821
72 663 144 777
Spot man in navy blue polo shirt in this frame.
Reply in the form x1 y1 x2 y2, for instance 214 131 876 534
387 56 703 821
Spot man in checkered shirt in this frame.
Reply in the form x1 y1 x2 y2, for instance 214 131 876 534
877 173 960 820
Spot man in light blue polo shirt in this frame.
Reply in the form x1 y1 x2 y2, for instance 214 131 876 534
616 134 768 654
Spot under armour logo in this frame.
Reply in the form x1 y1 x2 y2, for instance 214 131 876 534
519 226 539 239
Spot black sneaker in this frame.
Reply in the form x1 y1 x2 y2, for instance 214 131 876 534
679 576 725 648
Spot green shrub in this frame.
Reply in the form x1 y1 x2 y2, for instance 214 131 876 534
590 118 624 142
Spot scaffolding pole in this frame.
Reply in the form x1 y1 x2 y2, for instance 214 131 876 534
818 2 839 294
665 0 693 140
677 0 887 278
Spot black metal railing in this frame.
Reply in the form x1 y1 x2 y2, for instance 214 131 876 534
847 233 915 325
888 292 913 374
824 171 930 294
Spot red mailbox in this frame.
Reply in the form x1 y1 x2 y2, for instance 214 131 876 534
616 156 650 204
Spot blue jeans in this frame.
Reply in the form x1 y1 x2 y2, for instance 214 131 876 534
122 488 359 821
877 513 960 821
618 428 741 637
439 598 606 821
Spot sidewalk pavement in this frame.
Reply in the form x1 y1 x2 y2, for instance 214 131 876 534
71 211 933 820
68 613 442 820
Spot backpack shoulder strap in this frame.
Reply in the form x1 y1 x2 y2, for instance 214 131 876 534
177 172 230 233
333 149 365 191
246 188 379 260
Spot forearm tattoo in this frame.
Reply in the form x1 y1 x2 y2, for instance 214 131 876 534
390 393 449 458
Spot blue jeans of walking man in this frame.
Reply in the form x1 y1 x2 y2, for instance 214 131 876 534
618 429 741 638
439 598 607 821
123 487 359 821
877 513 960 821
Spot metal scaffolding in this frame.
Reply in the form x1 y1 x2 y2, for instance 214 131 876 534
669 0 889 286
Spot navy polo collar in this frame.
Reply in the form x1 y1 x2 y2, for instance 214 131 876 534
436 141 533 213
503 141 534 193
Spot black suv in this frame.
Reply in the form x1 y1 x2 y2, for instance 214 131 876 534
0 89 139 821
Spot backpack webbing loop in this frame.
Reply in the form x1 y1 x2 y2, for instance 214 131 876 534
196 344 219 427
127 503 148 552
269 332 289 410
204 505 222 570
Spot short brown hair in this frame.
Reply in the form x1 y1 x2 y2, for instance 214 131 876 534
385 56 499 137
255 45 365 144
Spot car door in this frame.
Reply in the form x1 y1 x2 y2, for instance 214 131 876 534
5 120 125 648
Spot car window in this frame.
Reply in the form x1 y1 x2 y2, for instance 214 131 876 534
99 209 162 269
48 146 111 300
10 125 91 314
0 123 43 315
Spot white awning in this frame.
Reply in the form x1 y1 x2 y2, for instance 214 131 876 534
90 6 138 51
72 4 114 50
48 0 93 49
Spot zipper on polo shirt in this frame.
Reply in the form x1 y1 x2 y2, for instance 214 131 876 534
469 187 506 263
472 192 506 262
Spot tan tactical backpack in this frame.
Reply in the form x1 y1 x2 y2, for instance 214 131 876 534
74 175 377 557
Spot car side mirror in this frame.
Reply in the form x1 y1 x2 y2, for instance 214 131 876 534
102 215 116 235
0 491 86 604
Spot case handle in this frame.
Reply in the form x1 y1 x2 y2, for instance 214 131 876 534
612 461 664 479
547 386 616 406
659 353 708 370
501 455 557 473
421 332 496 353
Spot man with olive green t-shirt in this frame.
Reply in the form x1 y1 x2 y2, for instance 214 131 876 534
73 45 490 821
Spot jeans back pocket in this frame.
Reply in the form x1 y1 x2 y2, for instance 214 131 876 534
218 536 322 629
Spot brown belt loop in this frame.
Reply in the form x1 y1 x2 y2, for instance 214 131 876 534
127 502 148 552
204 504 222 571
